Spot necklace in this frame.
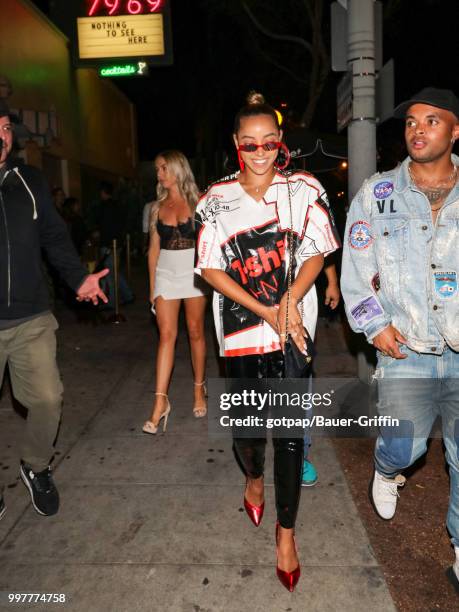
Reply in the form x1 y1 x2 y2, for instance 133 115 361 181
251 180 270 194
243 171 275 195
408 163 457 205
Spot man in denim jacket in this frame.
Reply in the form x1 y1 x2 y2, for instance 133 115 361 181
341 88 459 585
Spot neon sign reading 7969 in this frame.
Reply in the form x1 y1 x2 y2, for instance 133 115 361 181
87 0 164 16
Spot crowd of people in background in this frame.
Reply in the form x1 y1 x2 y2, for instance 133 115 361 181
48 180 141 310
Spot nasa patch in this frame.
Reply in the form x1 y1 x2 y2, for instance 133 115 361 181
374 181 394 199
349 221 373 250
434 271 457 299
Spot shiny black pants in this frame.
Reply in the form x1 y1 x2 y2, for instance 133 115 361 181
226 351 303 529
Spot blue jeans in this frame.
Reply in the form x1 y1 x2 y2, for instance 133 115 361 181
100 247 134 308
374 345 459 546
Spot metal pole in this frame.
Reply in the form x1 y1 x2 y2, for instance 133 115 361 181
107 239 126 324
126 233 131 285
347 0 376 200
347 0 377 380
112 239 120 319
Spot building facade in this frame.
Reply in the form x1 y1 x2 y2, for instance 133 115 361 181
0 0 137 200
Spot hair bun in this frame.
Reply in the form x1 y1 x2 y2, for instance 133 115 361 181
246 90 265 106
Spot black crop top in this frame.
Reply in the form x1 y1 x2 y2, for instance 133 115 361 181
157 218 195 250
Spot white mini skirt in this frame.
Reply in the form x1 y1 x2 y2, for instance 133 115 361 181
154 248 209 300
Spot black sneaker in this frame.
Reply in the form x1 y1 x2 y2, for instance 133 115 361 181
0 495 6 521
20 464 59 516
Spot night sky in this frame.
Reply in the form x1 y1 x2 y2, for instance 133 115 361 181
29 0 459 163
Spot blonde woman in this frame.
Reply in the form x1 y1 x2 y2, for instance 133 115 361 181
143 151 209 434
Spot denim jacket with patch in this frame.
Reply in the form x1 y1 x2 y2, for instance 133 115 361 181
341 155 459 355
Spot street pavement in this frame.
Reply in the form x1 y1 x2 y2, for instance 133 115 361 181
0 286 396 612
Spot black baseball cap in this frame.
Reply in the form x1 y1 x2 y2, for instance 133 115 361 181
0 100 10 119
393 87 459 120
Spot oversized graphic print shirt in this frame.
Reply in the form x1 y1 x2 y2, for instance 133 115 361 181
195 171 340 357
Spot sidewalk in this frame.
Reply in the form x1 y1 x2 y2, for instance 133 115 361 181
0 294 396 611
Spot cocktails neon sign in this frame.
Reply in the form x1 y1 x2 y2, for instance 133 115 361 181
87 1 164 16
98 62 148 76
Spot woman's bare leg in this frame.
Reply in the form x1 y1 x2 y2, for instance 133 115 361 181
184 295 207 409
148 296 181 425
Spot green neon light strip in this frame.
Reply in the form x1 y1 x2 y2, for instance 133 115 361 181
99 64 137 77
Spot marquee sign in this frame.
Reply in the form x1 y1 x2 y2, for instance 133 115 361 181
69 0 173 67
78 14 165 59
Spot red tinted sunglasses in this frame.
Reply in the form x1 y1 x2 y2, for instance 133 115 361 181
238 141 282 153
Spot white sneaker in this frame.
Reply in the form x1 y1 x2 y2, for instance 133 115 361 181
453 546 459 583
370 470 406 520
447 546 459 592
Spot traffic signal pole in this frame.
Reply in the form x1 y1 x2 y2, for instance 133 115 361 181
347 0 377 201
347 0 377 381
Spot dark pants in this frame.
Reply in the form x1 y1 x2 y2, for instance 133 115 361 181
226 351 303 529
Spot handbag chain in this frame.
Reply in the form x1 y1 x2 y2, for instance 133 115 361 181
284 175 303 339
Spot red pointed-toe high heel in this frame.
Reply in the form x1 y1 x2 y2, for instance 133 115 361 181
243 479 264 527
275 521 301 592
243 496 265 527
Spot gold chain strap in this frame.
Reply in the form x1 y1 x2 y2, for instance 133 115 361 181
284 174 310 363
285 175 304 338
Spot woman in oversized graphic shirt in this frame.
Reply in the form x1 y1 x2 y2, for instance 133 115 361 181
195 92 339 592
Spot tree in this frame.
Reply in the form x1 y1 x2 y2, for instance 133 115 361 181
202 0 330 128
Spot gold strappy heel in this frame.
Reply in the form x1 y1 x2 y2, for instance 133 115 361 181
142 393 171 434
193 381 207 418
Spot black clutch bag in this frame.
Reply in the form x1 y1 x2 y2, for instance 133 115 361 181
284 329 314 378
283 175 315 379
